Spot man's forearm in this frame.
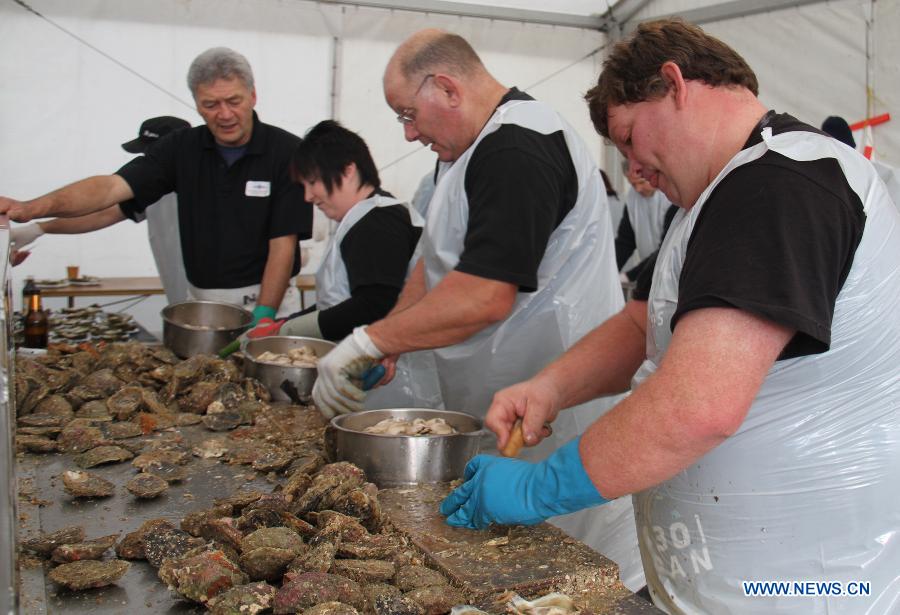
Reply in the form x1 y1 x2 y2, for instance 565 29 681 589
256 235 297 309
580 307 793 499
39 206 127 234
27 175 134 220
367 270 517 355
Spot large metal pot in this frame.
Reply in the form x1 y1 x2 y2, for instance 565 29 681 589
326 409 484 487
161 301 252 358
243 336 335 403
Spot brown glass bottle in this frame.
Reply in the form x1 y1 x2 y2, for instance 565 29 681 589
23 289 49 348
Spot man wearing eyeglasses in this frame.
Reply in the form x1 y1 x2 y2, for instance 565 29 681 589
312 29 641 590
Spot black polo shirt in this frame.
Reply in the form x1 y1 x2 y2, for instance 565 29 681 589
117 112 311 289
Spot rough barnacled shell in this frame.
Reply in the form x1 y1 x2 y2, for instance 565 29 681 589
236 508 285 533
176 412 203 426
16 435 59 454
74 399 112 420
57 422 107 453
251 446 295 473
403 585 466 615
80 368 124 396
337 534 404 560
364 583 404 612
132 448 190 468
305 602 360 615
214 490 263 513
22 526 86 556
202 411 243 432
197 518 245 552
331 559 396 584
375 594 427 615
99 421 144 439
240 547 296 582
193 437 230 458
143 526 205 568
240 527 305 555
274 572 365 613
162 549 249 604
394 566 449 592
313 511 369 544
73 445 134 468
126 473 169 499
50 534 118 563
288 540 337 574
106 386 144 420
208 582 277 615
62 470 115 498
181 505 234 537
17 414 67 428
49 559 130 590
33 394 74 418
116 519 175 560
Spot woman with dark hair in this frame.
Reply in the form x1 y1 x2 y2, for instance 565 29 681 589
248 120 442 409
251 119 422 341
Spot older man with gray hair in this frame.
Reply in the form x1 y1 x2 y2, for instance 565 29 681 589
0 47 310 322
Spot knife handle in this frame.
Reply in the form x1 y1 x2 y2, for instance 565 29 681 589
500 419 525 458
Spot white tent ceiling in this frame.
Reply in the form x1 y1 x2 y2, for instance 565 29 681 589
0 0 896 331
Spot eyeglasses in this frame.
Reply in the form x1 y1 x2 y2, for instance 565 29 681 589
396 74 435 125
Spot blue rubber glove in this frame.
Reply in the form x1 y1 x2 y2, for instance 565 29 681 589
251 305 277 326
440 437 608 529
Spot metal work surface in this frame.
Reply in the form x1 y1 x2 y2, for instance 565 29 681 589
17 424 272 614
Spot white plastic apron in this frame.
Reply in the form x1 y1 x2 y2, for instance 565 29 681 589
872 159 900 213
145 193 189 304
624 188 670 262
633 128 900 614
316 194 442 410
187 278 301 319
422 98 644 590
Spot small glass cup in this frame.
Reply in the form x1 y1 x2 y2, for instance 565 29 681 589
66 265 79 280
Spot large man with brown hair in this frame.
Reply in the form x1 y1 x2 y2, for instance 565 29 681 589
440 19 900 614
312 29 640 588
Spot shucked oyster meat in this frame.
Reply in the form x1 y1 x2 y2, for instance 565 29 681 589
363 417 458 436
254 347 318 368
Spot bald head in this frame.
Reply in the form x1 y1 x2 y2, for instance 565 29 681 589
386 29 485 82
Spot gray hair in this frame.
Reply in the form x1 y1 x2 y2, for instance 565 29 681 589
187 47 254 96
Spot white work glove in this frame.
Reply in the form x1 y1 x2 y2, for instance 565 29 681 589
10 223 44 249
312 326 384 419
280 311 322 338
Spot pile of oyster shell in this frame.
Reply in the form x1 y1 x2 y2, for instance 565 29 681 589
14 305 140 345
16 341 470 614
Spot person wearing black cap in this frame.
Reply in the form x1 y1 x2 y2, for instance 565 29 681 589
9 116 192 304
1 47 311 323
821 115 900 211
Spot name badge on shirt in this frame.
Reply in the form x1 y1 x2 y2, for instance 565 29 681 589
245 181 271 197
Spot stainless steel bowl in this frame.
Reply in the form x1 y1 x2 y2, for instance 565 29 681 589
243 336 335 403
161 300 252 358
326 409 484 487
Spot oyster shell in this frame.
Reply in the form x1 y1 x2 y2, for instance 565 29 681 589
337 534 405 560
181 505 234 537
143 526 205 568
395 566 449 592
404 585 466 615
116 519 175 560
74 399 112 420
313 511 369 544
305 602 360 615
73 444 134 468
16 435 59 454
288 539 336 574
208 581 277 615
176 412 203 426
375 594 427 615
80 368 124 396
99 421 144 439
274 572 365 613
48 559 130 590
331 559 396 584
22 526 86 556
62 470 115 498
202 410 243 432
240 526 306 555
240 546 296 582
33 394 74 418
50 534 118 563
57 422 107 453
126 472 169 499
106 385 144 420
160 549 249 604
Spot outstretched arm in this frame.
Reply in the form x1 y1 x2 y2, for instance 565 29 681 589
0 175 134 222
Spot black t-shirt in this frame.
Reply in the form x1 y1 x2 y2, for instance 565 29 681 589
116 112 311 289
455 88 577 292
317 202 421 341
671 112 865 359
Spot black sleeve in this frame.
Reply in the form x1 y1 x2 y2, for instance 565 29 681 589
268 138 312 241
340 205 420 291
457 127 576 292
115 132 179 218
316 205 421 340
674 154 865 358
615 209 636 270
318 285 401 341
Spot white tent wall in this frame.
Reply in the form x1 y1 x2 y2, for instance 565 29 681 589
0 0 605 335
624 0 898 166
